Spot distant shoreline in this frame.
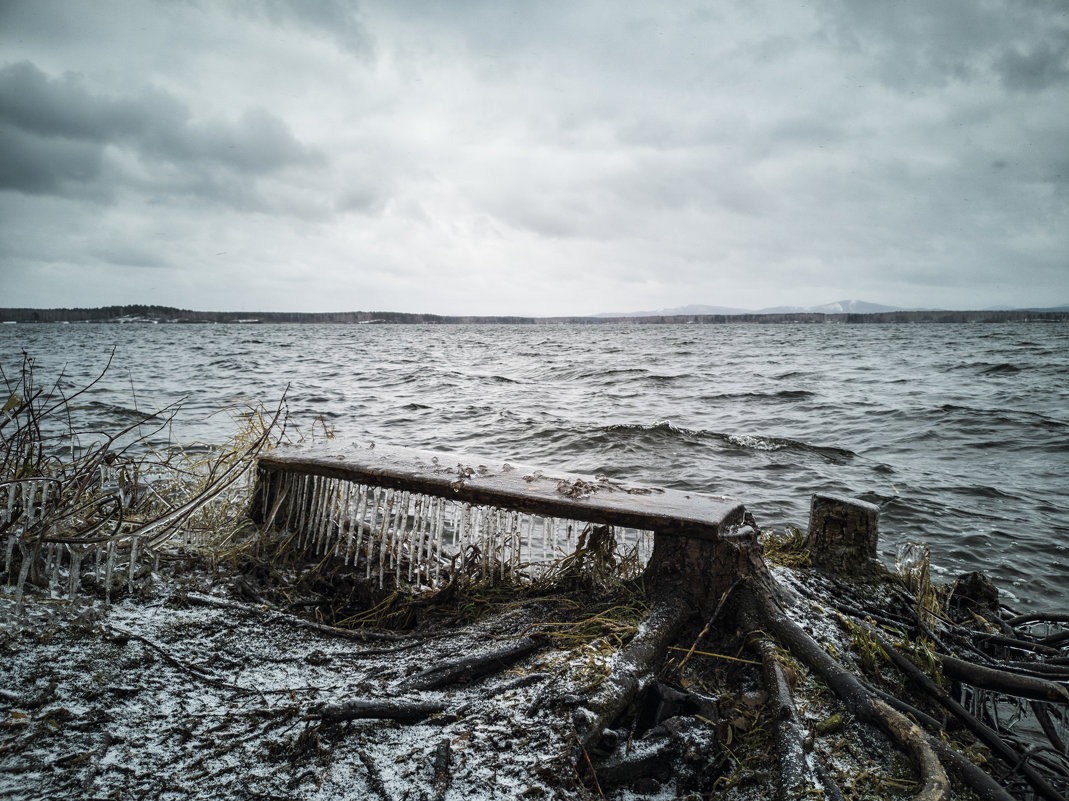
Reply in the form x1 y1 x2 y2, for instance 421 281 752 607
2 305 1068 325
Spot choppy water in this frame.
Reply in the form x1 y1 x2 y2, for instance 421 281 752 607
3 321 1067 610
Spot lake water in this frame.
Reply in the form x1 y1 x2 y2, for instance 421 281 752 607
3 321 1067 611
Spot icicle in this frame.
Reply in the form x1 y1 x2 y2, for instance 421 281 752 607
376 490 396 588
261 469 273 520
128 536 139 594
395 491 411 576
50 542 62 597
430 497 444 569
4 534 15 590
350 485 368 565
364 487 381 579
295 474 312 544
312 477 328 553
299 474 314 551
276 473 288 531
494 509 503 581
405 493 421 571
386 491 408 571
304 474 320 550
39 480 50 517
309 473 325 549
407 495 422 582
470 506 481 574
524 514 535 575
317 478 334 554
289 472 303 533
104 540 116 604
458 504 471 573
286 474 300 538
22 481 36 527
68 545 82 598
512 511 522 577
339 481 354 556
432 498 446 587
301 474 319 549
410 494 425 582
414 496 429 579
2 481 16 524
506 510 517 580
421 495 437 580
13 544 32 615
491 508 501 579
337 481 352 561
424 496 439 582
341 484 354 564
396 493 415 586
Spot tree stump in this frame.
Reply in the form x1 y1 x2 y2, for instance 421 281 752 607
804 493 880 572
641 522 767 615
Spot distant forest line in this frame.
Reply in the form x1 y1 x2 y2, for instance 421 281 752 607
3 305 1069 325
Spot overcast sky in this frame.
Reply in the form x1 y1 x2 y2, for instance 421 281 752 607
1 1 1067 315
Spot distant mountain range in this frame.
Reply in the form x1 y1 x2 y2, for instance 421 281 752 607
594 299 1069 317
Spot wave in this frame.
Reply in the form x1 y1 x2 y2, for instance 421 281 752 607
950 361 1021 375
484 374 522 384
85 400 156 421
591 421 855 462
981 363 1021 375
722 433 856 461
699 389 816 402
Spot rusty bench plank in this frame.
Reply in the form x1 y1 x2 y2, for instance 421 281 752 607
256 442 745 540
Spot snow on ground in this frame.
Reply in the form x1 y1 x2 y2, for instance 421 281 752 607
0 576 598 801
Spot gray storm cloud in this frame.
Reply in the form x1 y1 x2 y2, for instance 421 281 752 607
0 0 1066 314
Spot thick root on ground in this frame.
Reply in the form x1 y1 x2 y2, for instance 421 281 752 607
747 583 951 801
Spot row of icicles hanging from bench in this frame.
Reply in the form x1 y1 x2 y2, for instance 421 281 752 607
257 469 655 589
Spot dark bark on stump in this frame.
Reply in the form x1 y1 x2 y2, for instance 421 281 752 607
575 523 768 749
642 523 767 615
805 493 880 572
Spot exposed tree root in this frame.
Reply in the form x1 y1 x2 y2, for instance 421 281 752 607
878 632 1067 801
182 590 412 642
746 582 951 801
313 698 447 723
941 654 1069 704
572 593 692 748
743 615 827 800
401 635 546 691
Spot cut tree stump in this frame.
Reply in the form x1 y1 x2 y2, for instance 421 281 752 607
805 493 880 572
642 523 767 615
